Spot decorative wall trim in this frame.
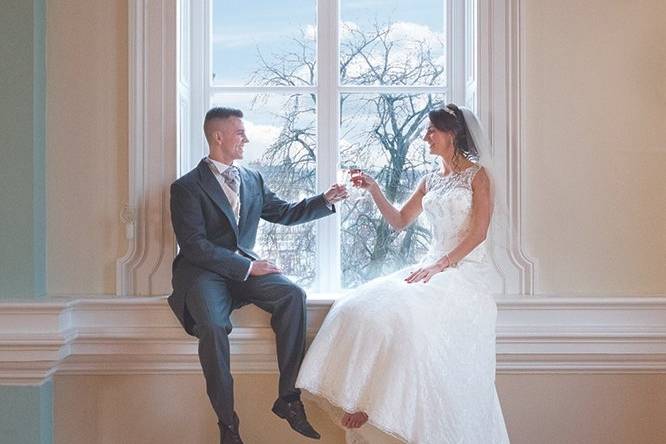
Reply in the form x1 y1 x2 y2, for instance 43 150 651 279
116 0 178 296
478 0 536 295
495 296 666 373
1 296 666 385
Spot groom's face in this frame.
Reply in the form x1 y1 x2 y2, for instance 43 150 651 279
220 117 249 162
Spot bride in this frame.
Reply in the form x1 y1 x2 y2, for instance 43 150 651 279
296 104 510 443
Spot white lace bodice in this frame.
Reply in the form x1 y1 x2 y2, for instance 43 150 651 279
422 164 487 264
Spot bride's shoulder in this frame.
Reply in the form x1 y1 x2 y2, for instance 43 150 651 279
462 163 483 180
470 165 490 190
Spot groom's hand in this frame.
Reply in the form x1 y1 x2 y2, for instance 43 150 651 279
249 260 282 276
324 184 348 205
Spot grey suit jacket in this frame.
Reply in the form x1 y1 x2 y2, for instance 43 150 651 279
168 159 334 335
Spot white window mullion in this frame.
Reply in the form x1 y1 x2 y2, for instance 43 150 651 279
339 85 444 94
464 0 478 111
315 0 341 294
177 0 191 177
448 0 466 104
203 0 213 146
209 85 318 95
187 0 208 173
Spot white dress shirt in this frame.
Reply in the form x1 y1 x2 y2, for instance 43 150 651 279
206 157 241 221
205 157 252 280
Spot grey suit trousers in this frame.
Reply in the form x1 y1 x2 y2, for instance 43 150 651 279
184 266 307 426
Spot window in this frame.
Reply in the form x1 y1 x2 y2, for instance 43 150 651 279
121 0 532 297
178 0 478 293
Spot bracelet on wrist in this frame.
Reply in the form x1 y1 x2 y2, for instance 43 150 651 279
439 255 451 271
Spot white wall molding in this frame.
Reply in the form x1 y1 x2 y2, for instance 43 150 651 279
2 296 666 384
116 0 178 296
478 0 536 295
495 296 666 373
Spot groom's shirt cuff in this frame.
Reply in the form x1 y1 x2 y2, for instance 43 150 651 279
243 262 253 281
322 193 334 211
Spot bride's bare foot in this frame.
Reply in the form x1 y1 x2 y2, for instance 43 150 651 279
342 411 369 428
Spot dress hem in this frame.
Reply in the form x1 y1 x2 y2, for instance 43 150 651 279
300 384 411 444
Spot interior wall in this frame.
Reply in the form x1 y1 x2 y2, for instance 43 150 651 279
0 0 46 299
54 374 344 444
54 373 666 444
522 0 666 295
46 0 128 295
499 373 666 444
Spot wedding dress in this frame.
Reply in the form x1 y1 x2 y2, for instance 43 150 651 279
296 164 510 444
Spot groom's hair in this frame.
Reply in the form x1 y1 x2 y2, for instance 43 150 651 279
204 107 243 140
205 107 243 123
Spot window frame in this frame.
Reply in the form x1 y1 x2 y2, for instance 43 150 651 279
187 0 476 293
117 0 535 297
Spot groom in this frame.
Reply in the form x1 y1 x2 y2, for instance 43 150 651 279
169 107 346 443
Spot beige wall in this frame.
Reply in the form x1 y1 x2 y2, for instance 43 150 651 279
55 373 666 444
523 0 666 294
498 374 666 444
54 374 344 444
46 0 128 294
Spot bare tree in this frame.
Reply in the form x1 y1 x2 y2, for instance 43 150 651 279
248 22 444 287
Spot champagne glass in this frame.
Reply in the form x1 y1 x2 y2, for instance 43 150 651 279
345 166 366 203
336 168 349 187
349 167 363 187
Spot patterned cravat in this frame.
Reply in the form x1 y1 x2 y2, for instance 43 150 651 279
221 166 240 194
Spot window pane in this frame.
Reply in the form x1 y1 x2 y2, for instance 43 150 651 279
465 0 477 110
210 93 317 286
340 0 446 86
211 0 316 86
339 93 445 288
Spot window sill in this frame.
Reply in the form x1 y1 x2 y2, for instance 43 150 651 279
2 294 666 384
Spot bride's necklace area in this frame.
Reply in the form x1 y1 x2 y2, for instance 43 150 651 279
439 163 475 178
439 154 474 177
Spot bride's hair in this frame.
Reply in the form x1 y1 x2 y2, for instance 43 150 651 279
428 104 479 162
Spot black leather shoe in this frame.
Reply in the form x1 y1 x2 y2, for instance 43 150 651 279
272 398 321 440
219 412 244 444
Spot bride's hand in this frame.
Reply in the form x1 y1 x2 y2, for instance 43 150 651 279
405 262 447 284
349 170 378 192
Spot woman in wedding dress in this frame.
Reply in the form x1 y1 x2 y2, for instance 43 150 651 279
296 104 510 444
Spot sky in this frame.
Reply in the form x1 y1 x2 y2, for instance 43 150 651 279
212 0 444 85
207 0 446 165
